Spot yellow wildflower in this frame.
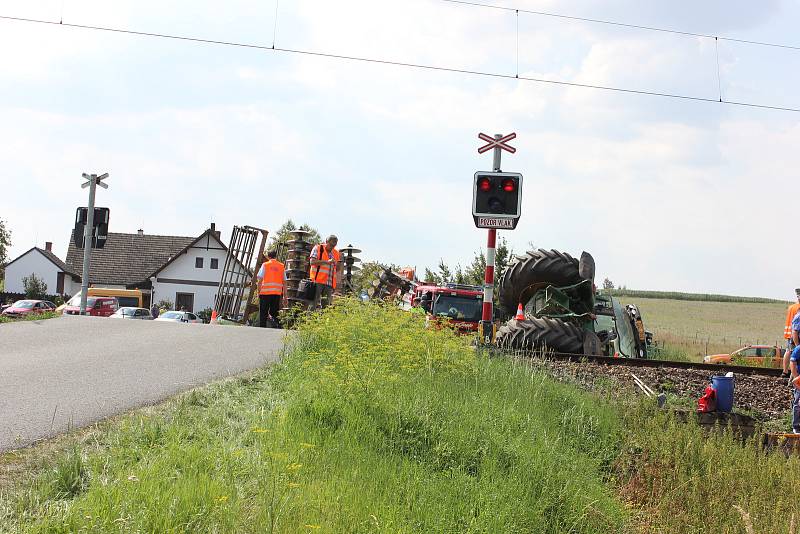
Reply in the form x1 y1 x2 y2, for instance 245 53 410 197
216 495 229 502
300 442 315 448
304 525 321 530
252 427 269 433
286 462 303 472
288 482 301 488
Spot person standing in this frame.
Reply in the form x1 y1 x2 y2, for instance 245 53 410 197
309 235 341 310
781 289 800 378
257 249 285 328
790 343 800 433
150 302 160 319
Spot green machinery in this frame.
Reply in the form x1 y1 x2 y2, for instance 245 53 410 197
495 249 649 358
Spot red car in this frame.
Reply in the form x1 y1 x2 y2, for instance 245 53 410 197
1 299 56 318
63 297 119 317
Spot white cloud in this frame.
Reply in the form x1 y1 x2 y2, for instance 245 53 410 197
1 0 799 300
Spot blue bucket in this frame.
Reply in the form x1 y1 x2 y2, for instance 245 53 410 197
711 376 735 413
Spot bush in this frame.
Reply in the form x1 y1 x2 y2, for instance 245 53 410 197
22 272 47 299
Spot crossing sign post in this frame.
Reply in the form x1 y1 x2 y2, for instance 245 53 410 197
474 133 522 345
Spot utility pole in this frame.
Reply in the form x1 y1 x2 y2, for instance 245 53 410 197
79 172 109 314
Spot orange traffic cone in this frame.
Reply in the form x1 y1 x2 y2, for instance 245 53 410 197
210 309 218 324
515 303 525 321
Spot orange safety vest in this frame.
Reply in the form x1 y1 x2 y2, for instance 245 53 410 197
785 303 800 339
259 259 285 296
311 244 340 288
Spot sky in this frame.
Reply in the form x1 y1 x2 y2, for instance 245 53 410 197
1 0 799 299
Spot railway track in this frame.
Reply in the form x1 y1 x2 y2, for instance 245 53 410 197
499 349 784 378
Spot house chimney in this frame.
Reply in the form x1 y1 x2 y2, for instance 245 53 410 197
138 229 144 236
210 222 221 240
45 241 52 252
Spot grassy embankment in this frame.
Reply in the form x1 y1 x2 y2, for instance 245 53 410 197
617 294 787 361
3 300 800 532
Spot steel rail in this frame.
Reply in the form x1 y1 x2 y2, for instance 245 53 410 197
499 349 785 377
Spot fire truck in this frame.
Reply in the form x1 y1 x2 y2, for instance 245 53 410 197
407 283 484 333
369 267 485 334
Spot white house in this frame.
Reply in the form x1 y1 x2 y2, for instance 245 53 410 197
64 223 247 312
4 242 75 295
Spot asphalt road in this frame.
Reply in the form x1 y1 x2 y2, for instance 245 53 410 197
0 316 284 452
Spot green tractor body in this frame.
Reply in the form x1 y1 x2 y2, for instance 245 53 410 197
495 249 649 358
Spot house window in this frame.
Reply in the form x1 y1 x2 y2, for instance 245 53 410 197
211 258 219 269
195 257 204 268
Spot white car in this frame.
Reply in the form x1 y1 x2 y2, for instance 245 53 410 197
154 311 203 324
111 307 154 320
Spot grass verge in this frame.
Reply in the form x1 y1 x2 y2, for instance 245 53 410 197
0 311 59 324
2 299 800 532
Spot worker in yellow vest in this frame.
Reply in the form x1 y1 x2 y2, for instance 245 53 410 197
257 249 285 328
309 234 342 310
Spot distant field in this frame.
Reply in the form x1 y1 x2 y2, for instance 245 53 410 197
608 289 787 304
619 297 788 360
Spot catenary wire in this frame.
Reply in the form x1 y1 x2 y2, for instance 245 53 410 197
439 0 800 51
1 13 799 113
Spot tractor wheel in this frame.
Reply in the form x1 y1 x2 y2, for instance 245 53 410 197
497 249 584 314
495 317 585 354
496 319 532 349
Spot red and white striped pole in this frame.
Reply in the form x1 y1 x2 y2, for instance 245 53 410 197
480 134 503 344
481 228 496 343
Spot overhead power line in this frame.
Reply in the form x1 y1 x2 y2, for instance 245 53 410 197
441 0 800 51
0 13 798 113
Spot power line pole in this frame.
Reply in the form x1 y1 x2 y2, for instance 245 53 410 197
79 172 109 315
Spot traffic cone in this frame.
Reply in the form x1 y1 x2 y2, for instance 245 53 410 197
210 309 218 325
515 303 525 321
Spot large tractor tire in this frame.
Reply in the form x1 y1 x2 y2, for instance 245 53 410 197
495 317 585 354
498 249 584 314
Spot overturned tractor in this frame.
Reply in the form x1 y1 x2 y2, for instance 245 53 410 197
495 249 649 358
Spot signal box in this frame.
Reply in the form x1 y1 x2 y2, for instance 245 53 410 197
472 171 523 229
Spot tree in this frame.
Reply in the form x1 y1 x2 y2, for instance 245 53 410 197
602 278 615 290
267 219 322 264
423 268 441 285
437 259 452 284
0 218 11 270
22 273 47 299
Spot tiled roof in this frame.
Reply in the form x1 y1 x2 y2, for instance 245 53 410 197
65 231 195 286
36 247 76 276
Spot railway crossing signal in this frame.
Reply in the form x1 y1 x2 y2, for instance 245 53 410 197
77 172 109 315
474 133 522 345
74 207 110 249
472 171 523 229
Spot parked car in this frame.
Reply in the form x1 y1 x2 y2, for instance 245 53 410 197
1 299 56 318
154 311 203 324
110 307 154 320
703 345 783 366
63 296 119 317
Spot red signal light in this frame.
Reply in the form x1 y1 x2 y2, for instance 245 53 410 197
478 177 492 192
502 178 516 192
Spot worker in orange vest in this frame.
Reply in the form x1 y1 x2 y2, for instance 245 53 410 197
782 288 800 378
257 249 285 328
309 234 342 310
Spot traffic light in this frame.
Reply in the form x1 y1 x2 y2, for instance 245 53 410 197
472 171 523 229
74 207 110 249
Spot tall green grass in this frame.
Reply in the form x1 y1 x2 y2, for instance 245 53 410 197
4 300 800 533
2 300 627 533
